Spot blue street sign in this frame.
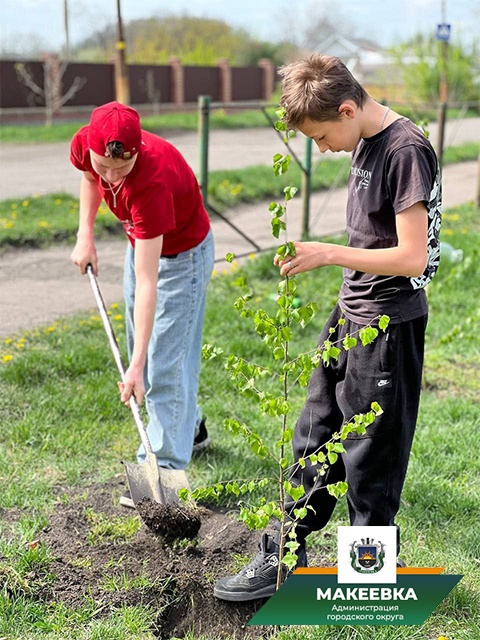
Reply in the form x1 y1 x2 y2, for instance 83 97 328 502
436 24 451 41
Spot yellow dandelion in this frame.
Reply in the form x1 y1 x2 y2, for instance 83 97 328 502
17 338 26 344
211 269 218 277
110 302 119 309
22 200 30 207
15 343 25 349
10 202 18 210
2 221 14 229
38 220 51 228
114 314 123 321
46 327 56 333
248 253 256 260
10 211 17 219
438 636 450 640
449 214 459 221
443 229 453 236
54 198 63 205
90 315 101 322
4 339 12 345
2 355 13 363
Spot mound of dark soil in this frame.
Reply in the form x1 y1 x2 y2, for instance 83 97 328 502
2 479 275 639
136 498 202 543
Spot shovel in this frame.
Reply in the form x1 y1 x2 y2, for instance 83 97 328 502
86 265 190 507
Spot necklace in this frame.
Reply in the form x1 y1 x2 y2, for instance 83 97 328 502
380 106 390 131
105 178 126 208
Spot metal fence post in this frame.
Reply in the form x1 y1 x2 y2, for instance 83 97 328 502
198 95 211 203
301 136 312 239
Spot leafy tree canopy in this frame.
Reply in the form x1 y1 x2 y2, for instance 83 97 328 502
389 34 479 104
74 14 297 67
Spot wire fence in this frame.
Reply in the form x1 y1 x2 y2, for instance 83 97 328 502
197 96 480 259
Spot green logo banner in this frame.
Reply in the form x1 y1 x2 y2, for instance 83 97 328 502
248 571 462 626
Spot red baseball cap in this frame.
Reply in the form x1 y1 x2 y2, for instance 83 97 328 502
88 102 142 159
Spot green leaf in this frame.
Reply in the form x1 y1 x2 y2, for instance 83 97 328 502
371 401 383 416
293 507 308 520
201 343 224 360
178 488 190 501
271 216 286 238
326 481 348 499
359 326 379 346
327 451 338 465
284 481 305 501
379 315 390 331
342 334 357 351
284 186 298 201
282 552 298 570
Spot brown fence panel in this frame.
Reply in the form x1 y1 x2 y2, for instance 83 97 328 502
0 59 45 108
129 64 172 105
61 62 114 106
183 66 220 103
0 60 272 110
231 67 263 101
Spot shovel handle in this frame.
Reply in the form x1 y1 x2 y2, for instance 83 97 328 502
86 264 154 456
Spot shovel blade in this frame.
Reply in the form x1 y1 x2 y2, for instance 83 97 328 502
123 452 190 507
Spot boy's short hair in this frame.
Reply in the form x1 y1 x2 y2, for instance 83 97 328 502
279 54 369 130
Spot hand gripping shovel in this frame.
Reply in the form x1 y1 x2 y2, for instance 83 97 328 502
86 265 190 507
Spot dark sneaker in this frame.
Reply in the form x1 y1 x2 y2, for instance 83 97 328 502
214 532 307 602
119 489 135 509
193 417 210 452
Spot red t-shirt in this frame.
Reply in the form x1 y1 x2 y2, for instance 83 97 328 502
70 127 210 254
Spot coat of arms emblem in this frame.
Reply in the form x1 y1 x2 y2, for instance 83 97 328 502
350 537 385 574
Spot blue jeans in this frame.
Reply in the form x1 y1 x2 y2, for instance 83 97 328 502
123 229 214 469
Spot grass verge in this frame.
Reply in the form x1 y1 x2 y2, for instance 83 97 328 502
0 105 477 144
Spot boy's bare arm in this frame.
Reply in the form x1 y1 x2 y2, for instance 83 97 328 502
71 172 103 274
277 202 428 279
118 235 163 406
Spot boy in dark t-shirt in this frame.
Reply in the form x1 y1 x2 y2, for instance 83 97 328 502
214 54 442 602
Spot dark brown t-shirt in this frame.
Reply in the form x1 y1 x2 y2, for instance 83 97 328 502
339 118 442 324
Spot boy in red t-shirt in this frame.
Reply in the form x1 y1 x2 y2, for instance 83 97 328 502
70 102 214 505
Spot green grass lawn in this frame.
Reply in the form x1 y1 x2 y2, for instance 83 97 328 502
0 104 475 144
0 108 279 143
0 201 479 638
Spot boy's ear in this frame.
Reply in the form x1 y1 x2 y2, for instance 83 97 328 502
338 101 356 119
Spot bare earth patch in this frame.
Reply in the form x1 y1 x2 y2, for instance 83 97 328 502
1 479 275 639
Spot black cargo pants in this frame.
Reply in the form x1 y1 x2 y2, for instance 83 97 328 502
285 304 427 550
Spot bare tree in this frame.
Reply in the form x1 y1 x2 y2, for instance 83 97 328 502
14 55 86 126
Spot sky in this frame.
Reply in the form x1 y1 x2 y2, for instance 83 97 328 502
0 0 478 55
